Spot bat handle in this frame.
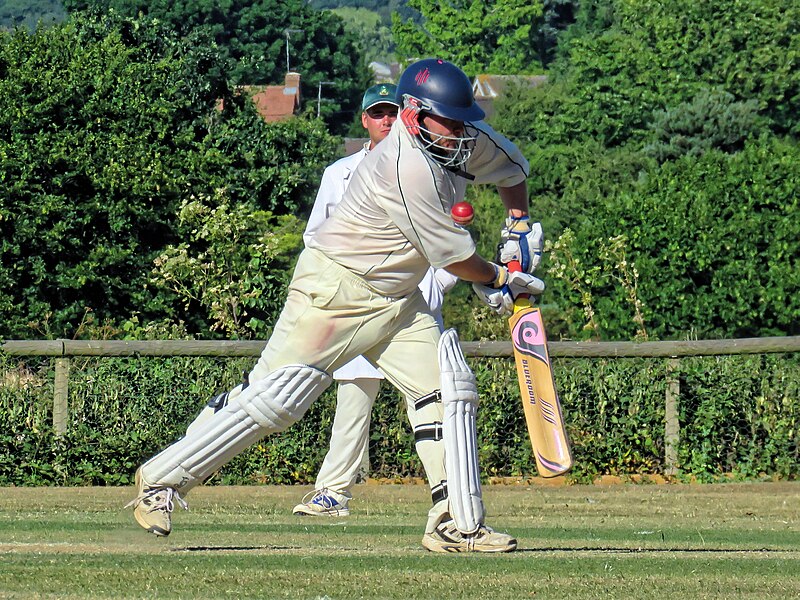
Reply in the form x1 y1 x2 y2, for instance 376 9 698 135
505 259 531 307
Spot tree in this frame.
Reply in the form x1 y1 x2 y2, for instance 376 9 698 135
309 0 414 25
150 195 305 339
486 0 800 341
0 11 338 339
536 0 800 146
330 6 395 66
391 0 546 74
643 88 764 162
63 0 373 133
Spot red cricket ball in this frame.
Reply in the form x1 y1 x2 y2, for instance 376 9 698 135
451 201 474 226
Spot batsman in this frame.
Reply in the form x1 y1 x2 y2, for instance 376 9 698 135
127 58 545 553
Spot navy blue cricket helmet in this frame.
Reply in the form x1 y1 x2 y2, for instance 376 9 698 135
396 58 485 123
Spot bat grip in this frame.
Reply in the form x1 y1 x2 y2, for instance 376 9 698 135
505 259 531 304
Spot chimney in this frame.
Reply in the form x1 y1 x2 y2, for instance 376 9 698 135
284 72 301 95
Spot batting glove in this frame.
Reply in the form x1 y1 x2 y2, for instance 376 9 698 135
472 263 545 316
498 216 543 274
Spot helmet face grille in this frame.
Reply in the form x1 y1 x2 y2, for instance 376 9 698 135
400 93 478 169
415 122 478 169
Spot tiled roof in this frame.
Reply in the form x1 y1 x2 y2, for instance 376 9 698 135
221 72 302 122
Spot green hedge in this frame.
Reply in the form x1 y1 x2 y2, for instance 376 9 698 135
1 350 798 486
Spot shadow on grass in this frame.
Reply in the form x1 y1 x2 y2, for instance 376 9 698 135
516 547 797 554
171 545 796 554
172 545 299 551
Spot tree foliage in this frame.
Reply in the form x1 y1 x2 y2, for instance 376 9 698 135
533 0 800 145
392 0 547 74
0 11 337 339
330 6 395 66
488 0 800 340
151 195 304 339
63 0 373 133
309 0 414 24
643 88 764 162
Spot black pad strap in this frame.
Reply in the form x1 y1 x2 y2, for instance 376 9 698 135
414 390 441 411
431 481 448 504
414 422 443 442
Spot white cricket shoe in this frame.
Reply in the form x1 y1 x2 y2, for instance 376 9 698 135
292 488 350 517
422 513 517 553
125 468 188 537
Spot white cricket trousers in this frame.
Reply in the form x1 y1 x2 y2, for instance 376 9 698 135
248 248 447 504
314 378 380 498
143 248 449 526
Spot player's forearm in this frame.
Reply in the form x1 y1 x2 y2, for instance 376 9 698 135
497 181 529 219
444 253 497 284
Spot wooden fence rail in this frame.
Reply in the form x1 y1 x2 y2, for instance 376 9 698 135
4 336 800 358
3 336 800 474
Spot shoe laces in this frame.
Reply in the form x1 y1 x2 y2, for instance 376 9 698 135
126 486 189 514
302 488 340 509
436 516 493 548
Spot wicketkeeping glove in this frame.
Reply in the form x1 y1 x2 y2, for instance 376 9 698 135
472 263 545 317
498 216 543 274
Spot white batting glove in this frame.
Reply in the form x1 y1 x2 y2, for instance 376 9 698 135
472 264 545 316
498 216 543 274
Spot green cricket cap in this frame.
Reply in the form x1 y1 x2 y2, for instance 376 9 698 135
362 83 399 111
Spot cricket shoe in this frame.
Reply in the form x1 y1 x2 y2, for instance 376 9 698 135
422 514 517 553
292 488 350 517
125 468 188 537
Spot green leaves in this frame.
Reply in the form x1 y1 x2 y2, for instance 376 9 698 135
644 88 764 162
66 0 373 134
392 0 547 75
489 0 800 341
3 350 798 484
541 136 800 341
0 12 338 340
151 194 305 339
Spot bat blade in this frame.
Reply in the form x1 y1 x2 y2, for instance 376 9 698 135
508 298 573 477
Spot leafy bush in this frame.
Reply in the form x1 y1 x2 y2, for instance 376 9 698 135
151 194 305 339
64 0 374 133
0 14 220 339
2 349 798 486
541 0 800 146
544 136 800 341
644 88 764 162
679 354 800 480
0 12 338 340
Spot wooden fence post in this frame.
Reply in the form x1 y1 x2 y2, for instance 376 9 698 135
53 357 70 436
664 358 680 475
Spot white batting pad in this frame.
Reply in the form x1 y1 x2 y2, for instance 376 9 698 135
142 364 331 493
439 328 485 533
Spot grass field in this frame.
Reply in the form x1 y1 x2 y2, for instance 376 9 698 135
1 481 799 599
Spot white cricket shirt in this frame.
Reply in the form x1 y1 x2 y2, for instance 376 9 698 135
308 118 528 298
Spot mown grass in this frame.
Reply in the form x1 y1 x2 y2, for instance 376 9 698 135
1 482 799 599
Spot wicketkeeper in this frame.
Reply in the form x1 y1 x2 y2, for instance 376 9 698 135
128 58 544 553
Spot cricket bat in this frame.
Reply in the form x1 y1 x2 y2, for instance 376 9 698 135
507 260 573 477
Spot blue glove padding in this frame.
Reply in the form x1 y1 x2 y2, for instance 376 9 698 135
472 265 545 316
499 216 543 274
